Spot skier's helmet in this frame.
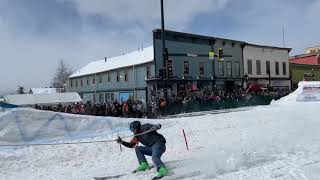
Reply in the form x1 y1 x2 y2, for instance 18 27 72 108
129 121 141 132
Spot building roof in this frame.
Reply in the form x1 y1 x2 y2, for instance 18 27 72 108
307 45 320 49
153 29 245 44
290 53 320 65
69 46 154 78
4 92 82 106
245 43 292 51
30 88 57 94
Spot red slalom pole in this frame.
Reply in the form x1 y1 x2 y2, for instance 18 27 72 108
182 129 189 150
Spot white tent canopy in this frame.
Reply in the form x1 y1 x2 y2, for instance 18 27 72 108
4 92 82 106
29 88 57 94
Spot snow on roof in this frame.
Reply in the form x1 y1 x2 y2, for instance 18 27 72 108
30 88 57 94
4 92 82 106
70 46 154 78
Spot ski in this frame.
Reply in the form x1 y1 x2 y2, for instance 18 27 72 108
94 165 155 180
151 176 164 180
93 173 127 180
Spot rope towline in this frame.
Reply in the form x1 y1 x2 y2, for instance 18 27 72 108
0 127 158 147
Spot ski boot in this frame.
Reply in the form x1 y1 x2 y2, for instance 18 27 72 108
152 166 169 180
133 162 150 173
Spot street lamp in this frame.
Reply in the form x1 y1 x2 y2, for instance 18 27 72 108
160 0 167 100
243 74 248 89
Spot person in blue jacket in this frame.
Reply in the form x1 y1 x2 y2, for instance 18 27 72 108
116 121 169 178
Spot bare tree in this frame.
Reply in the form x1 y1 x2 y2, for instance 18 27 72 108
17 86 25 94
52 59 73 91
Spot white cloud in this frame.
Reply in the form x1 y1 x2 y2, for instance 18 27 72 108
68 0 228 29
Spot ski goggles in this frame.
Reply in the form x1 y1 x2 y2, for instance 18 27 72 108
130 126 136 131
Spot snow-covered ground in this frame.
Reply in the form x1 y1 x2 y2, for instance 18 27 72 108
1 82 320 180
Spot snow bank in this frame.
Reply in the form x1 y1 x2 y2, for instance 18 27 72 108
273 81 320 104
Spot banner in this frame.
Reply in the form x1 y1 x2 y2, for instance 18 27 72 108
296 83 320 102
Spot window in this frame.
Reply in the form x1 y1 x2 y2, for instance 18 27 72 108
218 61 224 76
184 61 189 75
247 59 252 75
232 43 235 47
92 76 95 84
107 74 110 82
146 65 151 78
256 60 261 75
93 94 96 103
116 72 120 82
75 80 78 87
87 78 89 85
80 80 83 87
275 62 279 75
266 61 270 75
226 62 232 77
199 62 205 76
124 70 128 82
234 62 240 77
282 62 287 75
71 80 73 87
99 75 102 84
99 93 104 103
111 93 115 102
222 42 226 46
105 93 110 103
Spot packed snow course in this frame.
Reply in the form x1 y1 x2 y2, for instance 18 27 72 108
1 82 320 180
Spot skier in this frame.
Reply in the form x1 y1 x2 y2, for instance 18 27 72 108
116 121 169 179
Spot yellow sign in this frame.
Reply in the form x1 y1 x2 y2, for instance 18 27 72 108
209 52 215 60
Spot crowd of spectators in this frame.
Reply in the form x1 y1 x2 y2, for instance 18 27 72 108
34 87 291 118
34 100 146 118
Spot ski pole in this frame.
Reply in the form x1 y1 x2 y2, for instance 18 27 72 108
118 135 122 152
117 130 122 152
182 129 189 150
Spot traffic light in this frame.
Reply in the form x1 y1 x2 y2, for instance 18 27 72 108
163 48 169 61
167 60 173 78
218 48 223 61
159 68 166 78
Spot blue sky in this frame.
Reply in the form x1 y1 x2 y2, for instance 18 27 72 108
0 0 319 94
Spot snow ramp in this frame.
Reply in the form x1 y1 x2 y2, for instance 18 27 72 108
0 108 158 145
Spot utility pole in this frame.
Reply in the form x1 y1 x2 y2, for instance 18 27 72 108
160 0 167 100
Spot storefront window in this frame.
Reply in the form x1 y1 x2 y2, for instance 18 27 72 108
227 62 232 77
234 62 240 77
218 61 224 76
184 61 189 76
199 62 205 76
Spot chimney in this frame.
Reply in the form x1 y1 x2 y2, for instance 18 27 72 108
104 57 107 62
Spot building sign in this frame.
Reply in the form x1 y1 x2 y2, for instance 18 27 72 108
296 83 320 102
209 52 215 60
119 92 133 103
187 53 198 57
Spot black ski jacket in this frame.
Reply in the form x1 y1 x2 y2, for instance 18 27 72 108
122 123 166 148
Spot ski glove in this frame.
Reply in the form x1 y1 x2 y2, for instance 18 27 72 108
153 124 161 130
115 136 123 144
